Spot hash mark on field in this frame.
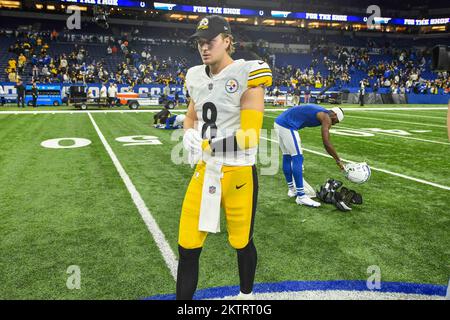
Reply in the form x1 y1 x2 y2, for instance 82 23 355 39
260 136 450 191
87 112 178 280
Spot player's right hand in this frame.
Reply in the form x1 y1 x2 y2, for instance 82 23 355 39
187 149 202 168
336 160 345 171
183 128 202 153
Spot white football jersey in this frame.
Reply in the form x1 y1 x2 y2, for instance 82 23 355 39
185 59 272 166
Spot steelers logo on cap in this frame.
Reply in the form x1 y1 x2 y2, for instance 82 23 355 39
198 18 209 30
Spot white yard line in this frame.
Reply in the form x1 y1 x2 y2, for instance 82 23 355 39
341 107 448 111
0 109 188 115
343 115 447 128
337 125 450 145
260 136 450 191
87 112 178 280
348 111 447 120
264 114 449 145
264 107 448 112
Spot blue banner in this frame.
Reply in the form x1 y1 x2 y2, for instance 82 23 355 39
56 0 149 8
1 82 184 97
153 2 261 16
48 1 450 24
406 94 449 104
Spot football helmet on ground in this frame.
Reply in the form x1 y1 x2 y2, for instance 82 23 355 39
344 162 371 184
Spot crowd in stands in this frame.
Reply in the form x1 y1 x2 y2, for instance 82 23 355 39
365 49 449 95
2 27 449 95
3 29 188 87
271 45 449 94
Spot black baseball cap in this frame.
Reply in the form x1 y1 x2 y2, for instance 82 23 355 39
190 15 232 41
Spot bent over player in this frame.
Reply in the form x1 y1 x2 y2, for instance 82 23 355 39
274 104 345 207
177 15 272 300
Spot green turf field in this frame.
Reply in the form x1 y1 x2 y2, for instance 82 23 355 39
0 104 449 299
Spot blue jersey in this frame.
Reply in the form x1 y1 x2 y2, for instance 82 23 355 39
275 104 329 130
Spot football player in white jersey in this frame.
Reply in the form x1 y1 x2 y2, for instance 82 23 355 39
177 15 272 300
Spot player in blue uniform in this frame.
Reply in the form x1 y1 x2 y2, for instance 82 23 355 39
154 114 185 129
274 104 345 207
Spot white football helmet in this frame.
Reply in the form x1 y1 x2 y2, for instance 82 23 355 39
344 162 371 184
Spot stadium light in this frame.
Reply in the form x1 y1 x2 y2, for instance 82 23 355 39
0 0 20 9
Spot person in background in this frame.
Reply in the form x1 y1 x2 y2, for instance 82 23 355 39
359 79 366 106
0 84 5 106
163 81 171 96
100 83 108 104
15 80 25 108
32 65 39 80
31 82 38 108
304 85 311 104
8 68 17 82
174 89 180 107
87 88 95 103
292 84 300 106
153 106 171 125
107 83 118 108
274 104 345 207
18 53 26 74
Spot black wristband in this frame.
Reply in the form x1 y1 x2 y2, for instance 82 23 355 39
209 135 239 155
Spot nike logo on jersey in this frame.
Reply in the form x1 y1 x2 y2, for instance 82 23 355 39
236 183 247 189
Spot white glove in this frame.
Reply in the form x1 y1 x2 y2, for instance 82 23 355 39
187 148 202 168
183 128 202 153
183 128 203 168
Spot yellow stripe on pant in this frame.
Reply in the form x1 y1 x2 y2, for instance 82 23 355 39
178 161 257 250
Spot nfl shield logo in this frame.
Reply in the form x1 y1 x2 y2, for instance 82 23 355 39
209 186 216 194
208 83 213 90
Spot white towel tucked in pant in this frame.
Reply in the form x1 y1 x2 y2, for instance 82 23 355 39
198 159 223 233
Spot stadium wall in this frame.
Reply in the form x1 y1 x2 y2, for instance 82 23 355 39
406 94 450 104
0 83 448 105
343 93 448 104
0 82 185 104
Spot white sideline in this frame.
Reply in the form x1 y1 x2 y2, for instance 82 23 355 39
260 136 450 191
87 112 178 280
0 106 447 115
0 109 188 114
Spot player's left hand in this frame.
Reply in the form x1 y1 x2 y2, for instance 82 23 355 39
336 160 345 171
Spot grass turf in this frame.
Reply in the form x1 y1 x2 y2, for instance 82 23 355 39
0 105 449 299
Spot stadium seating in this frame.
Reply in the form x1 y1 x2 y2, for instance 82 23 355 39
1 16 448 94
